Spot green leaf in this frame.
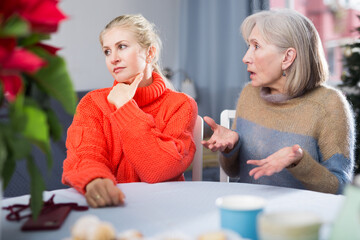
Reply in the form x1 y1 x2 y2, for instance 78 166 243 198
23 105 49 144
0 15 30 37
0 125 16 188
23 105 52 169
9 94 26 132
30 47 77 115
0 131 8 178
27 156 45 220
1 154 15 189
46 109 63 141
24 75 52 109
18 33 50 47
0 81 3 106
6 131 32 163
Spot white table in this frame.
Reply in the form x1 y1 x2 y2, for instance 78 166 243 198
1 182 344 240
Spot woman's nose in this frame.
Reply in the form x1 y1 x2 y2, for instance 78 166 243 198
242 49 251 64
111 52 120 65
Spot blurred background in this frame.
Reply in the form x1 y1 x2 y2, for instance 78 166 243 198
49 0 360 134
4 0 360 196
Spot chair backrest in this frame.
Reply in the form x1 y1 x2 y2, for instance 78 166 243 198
219 110 236 182
192 115 204 181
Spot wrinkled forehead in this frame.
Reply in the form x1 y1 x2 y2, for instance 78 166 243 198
245 24 271 46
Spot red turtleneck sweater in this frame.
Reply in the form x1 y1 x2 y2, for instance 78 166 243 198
62 72 198 194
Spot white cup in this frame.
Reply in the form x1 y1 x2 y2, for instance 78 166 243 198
258 212 322 240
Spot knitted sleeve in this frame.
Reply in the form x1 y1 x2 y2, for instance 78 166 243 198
109 94 198 183
288 90 355 194
62 92 116 194
219 85 248 177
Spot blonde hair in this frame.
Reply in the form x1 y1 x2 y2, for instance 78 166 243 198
241 9 329 97
99 14 165 80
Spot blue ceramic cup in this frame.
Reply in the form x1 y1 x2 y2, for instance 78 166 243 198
216 195 266 240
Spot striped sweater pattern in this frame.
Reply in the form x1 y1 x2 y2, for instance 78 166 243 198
223 84 354 194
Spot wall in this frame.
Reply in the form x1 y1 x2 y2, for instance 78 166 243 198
49 0 181 91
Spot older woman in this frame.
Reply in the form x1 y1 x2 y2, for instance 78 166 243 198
202 9 354 194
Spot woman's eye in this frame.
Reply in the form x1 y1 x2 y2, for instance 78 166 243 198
119 44 127 49
104 49 110 56
255 44 260 49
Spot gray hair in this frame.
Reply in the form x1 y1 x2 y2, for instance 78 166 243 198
241 9 329 97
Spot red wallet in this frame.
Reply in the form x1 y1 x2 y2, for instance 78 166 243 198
21 205 72 231
3 194 88 231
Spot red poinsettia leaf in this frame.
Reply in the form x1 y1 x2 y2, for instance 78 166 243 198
20 0 67 33
0 38 16 62
2 48 46 73
0 0 20 20
36 42 61 55
0 74 23 102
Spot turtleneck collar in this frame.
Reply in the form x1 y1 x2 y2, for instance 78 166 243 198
112 72 166 107
260 87 292 103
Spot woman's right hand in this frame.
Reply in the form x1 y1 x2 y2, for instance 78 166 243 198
107 73 144 109
85 178 125 208
201 116 239 153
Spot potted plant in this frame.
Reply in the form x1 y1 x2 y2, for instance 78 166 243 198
0 0 76 218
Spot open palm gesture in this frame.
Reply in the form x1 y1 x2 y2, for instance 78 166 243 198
247 144 303 180
201 116 239 152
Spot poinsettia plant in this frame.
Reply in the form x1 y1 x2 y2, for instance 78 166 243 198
0 0 76 218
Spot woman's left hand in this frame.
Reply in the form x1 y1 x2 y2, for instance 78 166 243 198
247 144 303 180
107 73 144 108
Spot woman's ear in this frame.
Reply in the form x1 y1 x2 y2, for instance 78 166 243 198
146 46 157 63
282 48 296 70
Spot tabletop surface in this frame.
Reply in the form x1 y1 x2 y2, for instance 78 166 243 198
1 181 344 240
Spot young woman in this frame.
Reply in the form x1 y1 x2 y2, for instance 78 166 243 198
62 14 198 207
202 9 354 194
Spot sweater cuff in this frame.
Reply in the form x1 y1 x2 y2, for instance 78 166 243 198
287 150 312 174
221 130 241 158
65 168 117 195
110 99 143 131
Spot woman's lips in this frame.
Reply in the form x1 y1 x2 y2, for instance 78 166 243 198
248 71 255 79
113 67 125 73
